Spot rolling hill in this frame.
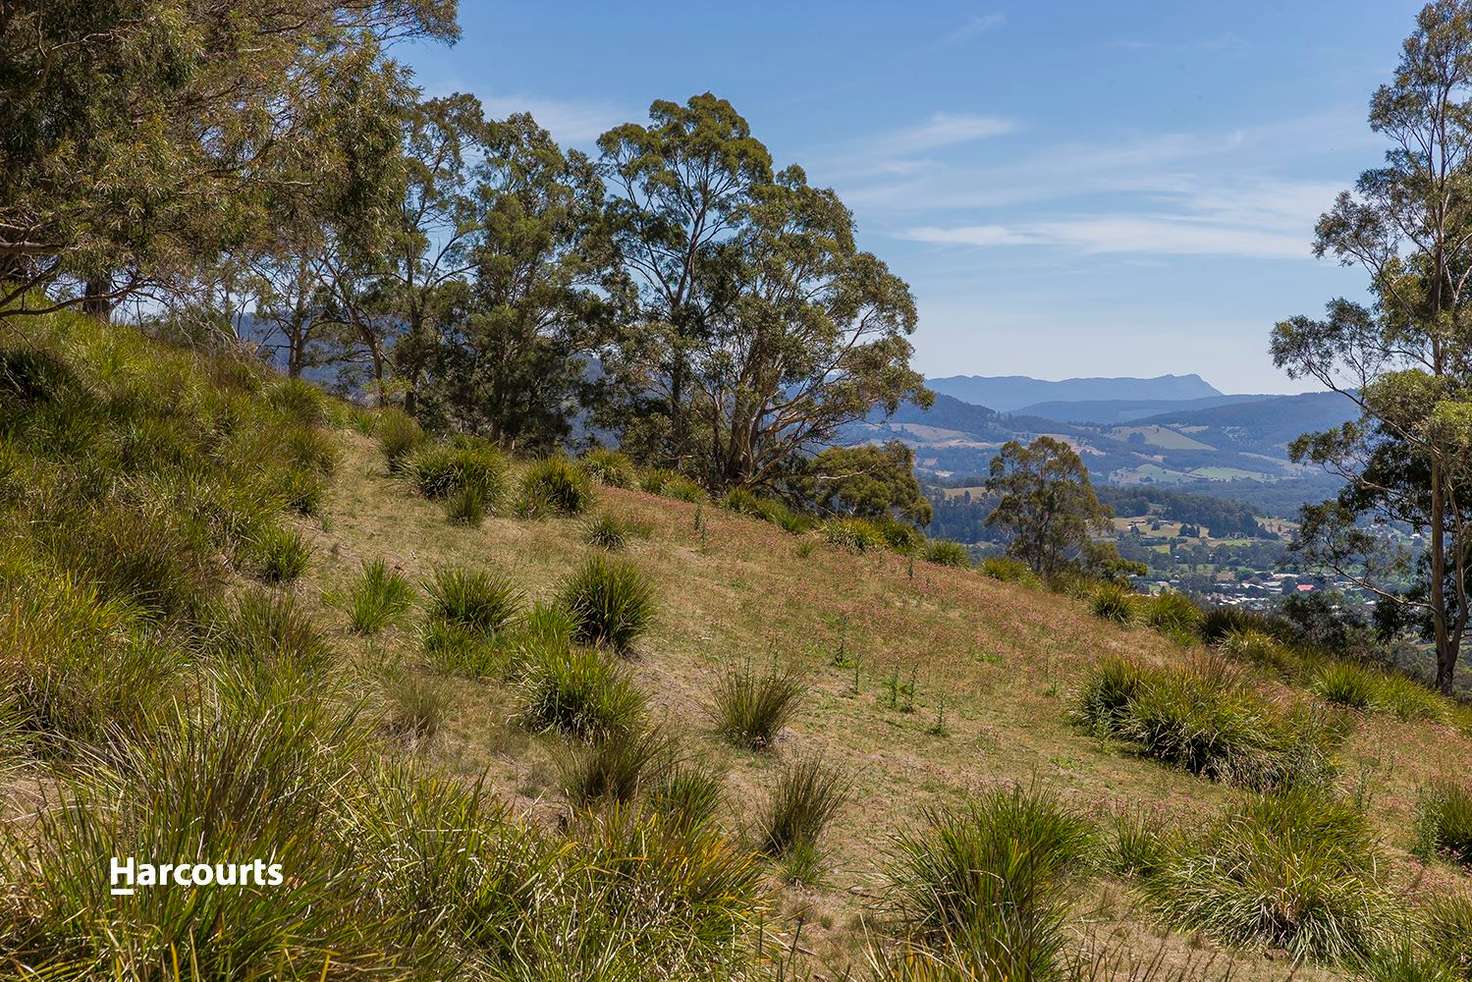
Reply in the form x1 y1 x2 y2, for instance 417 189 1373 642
925 372 1223 411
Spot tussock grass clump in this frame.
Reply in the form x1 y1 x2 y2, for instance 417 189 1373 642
641 467 705 502
519 456 594 516
582 512 630 550
979 555 1040 585
755 497 812 534
420 618 502 678
1076 654 1342 791
518 644 647 738
444 483 486 526
648 761 724 832
820 517 885 553
580 447 635 487
1200 605 1290 644
277 463 327 516
244 524 310 584
710 660 804 750
1311 661 1381 710
557 725 675 805
210 590 332 680
556 554 655 653
1415 780 1472 866
754 755 850 857
345 559 415 635
264 376 327 425
0 556 182 754
380 667 449 742
1144 789 1396 963
376 407 424 474
1376 673 1446 722
279 424 338 476
1088 582 1137 624
1142 591 1202 634
719 486 761 515
1421 891 1472 975
1218 627 1301 676
408 439 508 509
1102 808 1179 879
922 539 971 568
425 566 523 638
883 784 1094 978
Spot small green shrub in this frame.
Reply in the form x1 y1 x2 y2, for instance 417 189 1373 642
922 539 971 568
581 447 635 487
1415 780 1472 866
408 439 508 508
520 456 594 516
556 554 655 653
424 566 524 638
979 555 1039 585
518 644 646 739
1089 582 1137 624
557 725 674 805
377 407 424 474
243 524 310 584
754 755 850 857
345 559 414 635
710 660 804 751
883 784 1094 978
1144 788 1395 963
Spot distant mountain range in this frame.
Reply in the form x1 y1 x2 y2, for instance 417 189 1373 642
925 373 1223 412
840 375 1360 517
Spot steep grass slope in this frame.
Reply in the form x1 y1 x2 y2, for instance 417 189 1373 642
5 315 1472 979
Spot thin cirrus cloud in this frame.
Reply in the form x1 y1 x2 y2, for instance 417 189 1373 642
883 112 1017 153
477 94 630 144
943 12 1006 45
901 215 1312 259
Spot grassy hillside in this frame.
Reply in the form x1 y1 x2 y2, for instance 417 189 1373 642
6 314 1472 979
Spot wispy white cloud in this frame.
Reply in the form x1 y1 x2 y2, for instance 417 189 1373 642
944 12 1005 45
478 94 629 144
902 213 1310 259
882 112 1017 154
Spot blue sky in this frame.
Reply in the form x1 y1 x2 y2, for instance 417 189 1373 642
399 1 1424 394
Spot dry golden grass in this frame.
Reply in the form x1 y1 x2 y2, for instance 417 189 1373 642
298 431 1472 978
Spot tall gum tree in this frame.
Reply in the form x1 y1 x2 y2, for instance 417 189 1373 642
1272 0 1472 691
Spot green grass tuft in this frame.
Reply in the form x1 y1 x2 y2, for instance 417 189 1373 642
344 559 415 635
556 554 656 653
424 565 524 638
710 659 804 751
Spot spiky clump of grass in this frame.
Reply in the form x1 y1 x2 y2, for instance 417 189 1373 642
1218 627 1301 677
1200 605 1289 644
244 524 310 584
1311 661 1381 711
820 517 885 553
556 554 655 653
424 566 524 638
755 497 812 534
709 660 804 750
923 539 971 568
1375 673 1445 723
444 483 486 526
883 784 1095 978
377 407 424 474
582 512 630 550
520 456 595 516
420 618 503 678
277 464 327 516
209 590 333 680
345 559 415 635
1075 654 1342 792
1143 788 1396 963
1420 891 1472 976
380 667 449 742
280 424 338 476
556 725 675 805
647 761 724 831
265 376 326 425
407 439 508 509
720 486 762 515
581 447 635 487
642 468 706 502
1089 582 1137 624
518 644 647 739
979 555 1040 585
1101 808 1179 879
1142 591 1202 634
754 755 850 858
1415 780 1472 866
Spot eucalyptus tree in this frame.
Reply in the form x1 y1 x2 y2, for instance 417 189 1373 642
597 94 773 463
691 166 929 489
0 0 458 319
418 113 623 448
1272 0 1472 690
984 437 1113 579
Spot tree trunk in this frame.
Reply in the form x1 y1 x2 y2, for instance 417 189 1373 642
81 274 112 321
1432 461 1456 693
